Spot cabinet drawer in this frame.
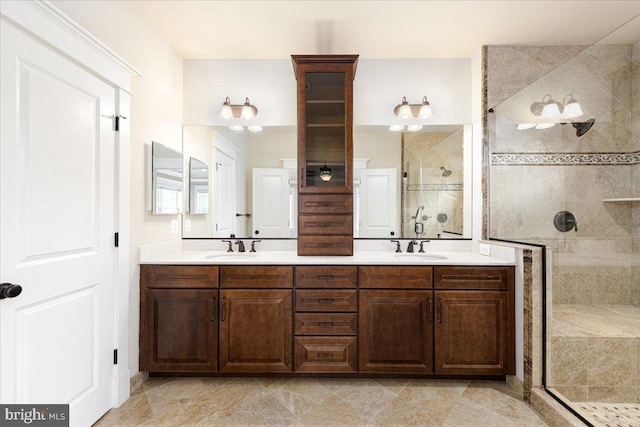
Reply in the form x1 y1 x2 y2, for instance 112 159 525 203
141 265 219 289
359 266 433 289
220 266 293 288
294 337 357 373
295 290 357 312
295 266 357 288
298 236 353 256
295 313 358 335
298 214 353 235
298 194 353 214
434 267 513 290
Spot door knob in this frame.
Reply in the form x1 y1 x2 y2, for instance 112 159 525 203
0 283 22 299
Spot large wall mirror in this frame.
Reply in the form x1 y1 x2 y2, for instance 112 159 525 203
182 125 471 239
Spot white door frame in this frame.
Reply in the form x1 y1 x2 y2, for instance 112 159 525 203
0 1 140 407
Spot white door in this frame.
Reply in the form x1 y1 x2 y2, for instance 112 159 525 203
0 22 116 427
359 168 398 238
213 149 236 237
252 169 290 238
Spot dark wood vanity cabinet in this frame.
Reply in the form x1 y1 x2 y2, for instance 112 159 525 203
434 267 515 375
219 289 293 372
140 264 514 377
359 266 434 373
140 265 219 372
292 55 358 256
293 266 358 373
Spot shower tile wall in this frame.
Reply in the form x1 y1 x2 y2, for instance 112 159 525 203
487 42 639 404
487 44 637 306
401 130 463 237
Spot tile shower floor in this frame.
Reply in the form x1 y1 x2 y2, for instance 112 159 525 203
94 377 549 426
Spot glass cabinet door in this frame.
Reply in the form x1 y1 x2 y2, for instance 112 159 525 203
295 59 355 194
304 71 347 189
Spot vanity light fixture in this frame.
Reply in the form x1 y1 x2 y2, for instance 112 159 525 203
218 97 258 120
319 164 333 182
519 93 585 130
393 96 433 120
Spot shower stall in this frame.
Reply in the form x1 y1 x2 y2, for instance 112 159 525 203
486 16 639 425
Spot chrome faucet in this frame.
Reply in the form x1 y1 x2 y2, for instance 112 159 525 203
235 240 246 253
407 240 418 253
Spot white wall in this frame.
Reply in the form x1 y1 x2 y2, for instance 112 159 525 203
183 58 472 127
53 0 184 377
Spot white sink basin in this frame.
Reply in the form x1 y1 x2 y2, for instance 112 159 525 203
394 253 448 260
205 253 258 260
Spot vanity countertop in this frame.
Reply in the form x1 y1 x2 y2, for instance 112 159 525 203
140 250 514 266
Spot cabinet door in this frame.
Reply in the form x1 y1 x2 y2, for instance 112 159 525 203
434 290 511 375
143 289 218 372
359 290 434 373
219 289 293 372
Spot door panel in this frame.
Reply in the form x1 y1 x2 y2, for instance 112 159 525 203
252 168 290 237
434 290 510 375
359 290 434 373
359 168 397 238
219 289 293 372
1 22 116 426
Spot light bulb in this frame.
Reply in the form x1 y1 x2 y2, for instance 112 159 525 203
219 97 233 119
561 100 583 119
241 97 254 120
540 101 561 119
418 97 432 119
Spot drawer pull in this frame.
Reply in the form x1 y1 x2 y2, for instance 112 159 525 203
317 322 334 328
307 202 333 207
317 298 335 304
318 275 334 280
306 222 338 228
309 243 340 248
210 297 216 321
317 352 335 359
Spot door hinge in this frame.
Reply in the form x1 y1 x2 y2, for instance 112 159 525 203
114 114 127 132
113 349 118 365
114 232 119 247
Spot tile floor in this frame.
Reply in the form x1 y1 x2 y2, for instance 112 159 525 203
94 377 549 426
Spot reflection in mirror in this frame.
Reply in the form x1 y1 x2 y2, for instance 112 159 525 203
151 141 183 214
402 126 465 238
189 157 209 214
182 126 470 239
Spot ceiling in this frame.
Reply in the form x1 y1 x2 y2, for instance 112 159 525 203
130 1 640 59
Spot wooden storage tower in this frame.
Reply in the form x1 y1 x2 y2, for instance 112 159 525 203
292 55 358 256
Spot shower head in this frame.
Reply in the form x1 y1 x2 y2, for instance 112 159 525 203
440 167 452 177
571 118 595 137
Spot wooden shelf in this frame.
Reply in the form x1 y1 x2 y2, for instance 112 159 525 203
602 198 640 202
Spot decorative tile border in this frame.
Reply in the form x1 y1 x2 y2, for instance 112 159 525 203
404 184 463 191
492 151 640 166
